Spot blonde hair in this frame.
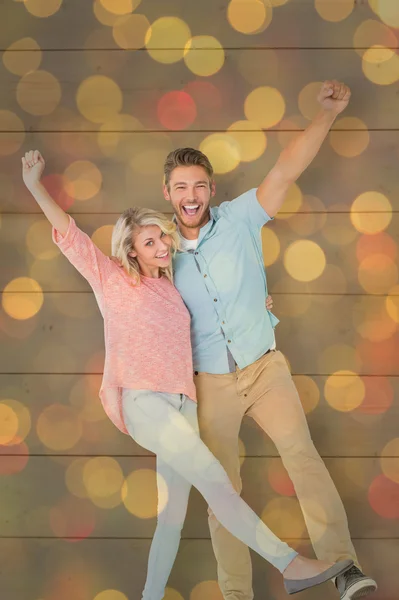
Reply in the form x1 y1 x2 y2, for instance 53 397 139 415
111 207 180 284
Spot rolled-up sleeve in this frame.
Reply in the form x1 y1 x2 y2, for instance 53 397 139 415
52 216 112 294
217 188 273 231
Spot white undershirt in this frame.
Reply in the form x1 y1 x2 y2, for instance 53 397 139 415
178 233 199 252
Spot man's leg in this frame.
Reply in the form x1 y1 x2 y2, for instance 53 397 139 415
241 351 358 565
194 372 254 600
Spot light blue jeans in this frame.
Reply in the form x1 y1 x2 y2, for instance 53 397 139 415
122 389 298 600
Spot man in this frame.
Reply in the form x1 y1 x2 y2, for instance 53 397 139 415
164 81 377 600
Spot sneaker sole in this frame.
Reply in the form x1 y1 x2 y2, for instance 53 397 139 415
341 579 378 600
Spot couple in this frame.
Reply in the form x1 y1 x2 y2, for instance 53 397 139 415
22 80 376 600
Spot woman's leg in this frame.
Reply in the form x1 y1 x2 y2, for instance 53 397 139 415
122 389 298 574
141 397 197 600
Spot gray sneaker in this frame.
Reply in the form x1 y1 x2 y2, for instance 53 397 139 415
335 565 377 599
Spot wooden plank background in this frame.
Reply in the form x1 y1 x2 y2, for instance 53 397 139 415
1 1 399 599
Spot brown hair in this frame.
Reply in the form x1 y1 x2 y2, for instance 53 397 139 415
163 148 214 190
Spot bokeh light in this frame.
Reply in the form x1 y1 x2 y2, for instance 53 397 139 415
122 469 168 518
358 254 398 294
2 277 44 320
368 475 399 519
157 91 197 130
83 457 124 508
184 36 225 77
287 195 327 236
190 581 223 600
330 118 370 157
298 82 323 120
112 13 150 49
91 225 113 255
0 441 29 475
274 182 303 219
99 0 140 15
244 86 285 128
63 160 103 201
36 405 83 451
94 591 128 600
227 121 267 162
0 110 25 156
199 133 241 174
76 76 123 123
164 589 184 600
356 231 397 263
357 377 393 415
268 459 295 496
324 371 365 412
145 17 191 64
23 0 63 18
227 0 272 35
3 38 42 76
93 0 121 26
97 114 143 157
315 0 354 22
386 285 399 323
362 46 399 86
261 227 280 267
17 70 61 116
261 497 306 541
284 240 326 282
293 375 320 414
355 298 397 343
49 496 96 539
381 438 399 484
66 458 90 499
374 0 399 28
353 19 398 58
0 403 19 445
0 399 31 445
26 219 59 260
351 191 392 234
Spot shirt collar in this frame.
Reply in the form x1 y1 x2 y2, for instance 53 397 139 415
173 208 217 251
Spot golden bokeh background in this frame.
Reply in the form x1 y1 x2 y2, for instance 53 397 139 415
1 0 399 598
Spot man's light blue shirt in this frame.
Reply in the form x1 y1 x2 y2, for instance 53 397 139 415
173 188 279 375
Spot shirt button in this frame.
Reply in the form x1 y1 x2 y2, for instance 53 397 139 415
228 340 231 343
204 274 207 278
222 321 225 324
194 371 198 375
195 252 198 255
214 298 217 302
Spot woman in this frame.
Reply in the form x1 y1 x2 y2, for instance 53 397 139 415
22 150 352 599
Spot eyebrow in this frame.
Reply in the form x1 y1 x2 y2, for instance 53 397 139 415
173 180 208 187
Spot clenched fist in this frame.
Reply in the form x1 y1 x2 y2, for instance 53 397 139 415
22 150 45 191
317 80 351 115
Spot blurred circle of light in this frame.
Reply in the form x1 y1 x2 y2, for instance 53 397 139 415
26 219 59 260
287 195 327 236
163 589 184 600
112 13 151 50
353 19 398 58
41 173 74 211
2 277 44 320
277 117 303 150
69 375 106 423
97 114 143 158
100 0 140 15
17 70 61 116
261 228 280 267
368 475 399 519
184 81 222 113
227 121 267 162
122 469 168 518
0 399 31 445
324 371 365 412
284 240 326 282
94 591 128 600
274 183 303 220
63 160 102 201
93 0 121 26
298 82 323 120
315 0 354 21
244 86 285 128
227 0 271 35
381 438 399 484
83 457 124 508
350 191 392 235
356 232 397 263
261 497 306 547
24 0 62 17
76 76 123 124
330 118 370 158
0 404 19 445
358 376 393 415
184 36 225 77
49 496 96 540
375 0 399 28
0 110 25 156
0 441 29 475
145 17 191 64
293 375 320 414
130 132 172 175
66 458 90 499
37 405 83 451
355 299 397 343
199 133 241 174
386 285 399 323
3 38 42 76
91 225 113 255
362 46 399 86
268 459 295 496
319 345 362 379
368 0 379 14
190 581 224 600
358 254 398 294
157 91 197 130
321 206 358 246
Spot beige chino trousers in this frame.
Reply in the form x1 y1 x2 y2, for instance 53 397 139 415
194 350 358 600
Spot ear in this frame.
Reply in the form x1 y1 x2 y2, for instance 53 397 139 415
210 180 216 198
163 184 171 202
128 251 137 258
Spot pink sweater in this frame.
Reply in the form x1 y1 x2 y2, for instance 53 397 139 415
53 217 196 434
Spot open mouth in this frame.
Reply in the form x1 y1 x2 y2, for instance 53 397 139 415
156 251 169 260
182 204 200 218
